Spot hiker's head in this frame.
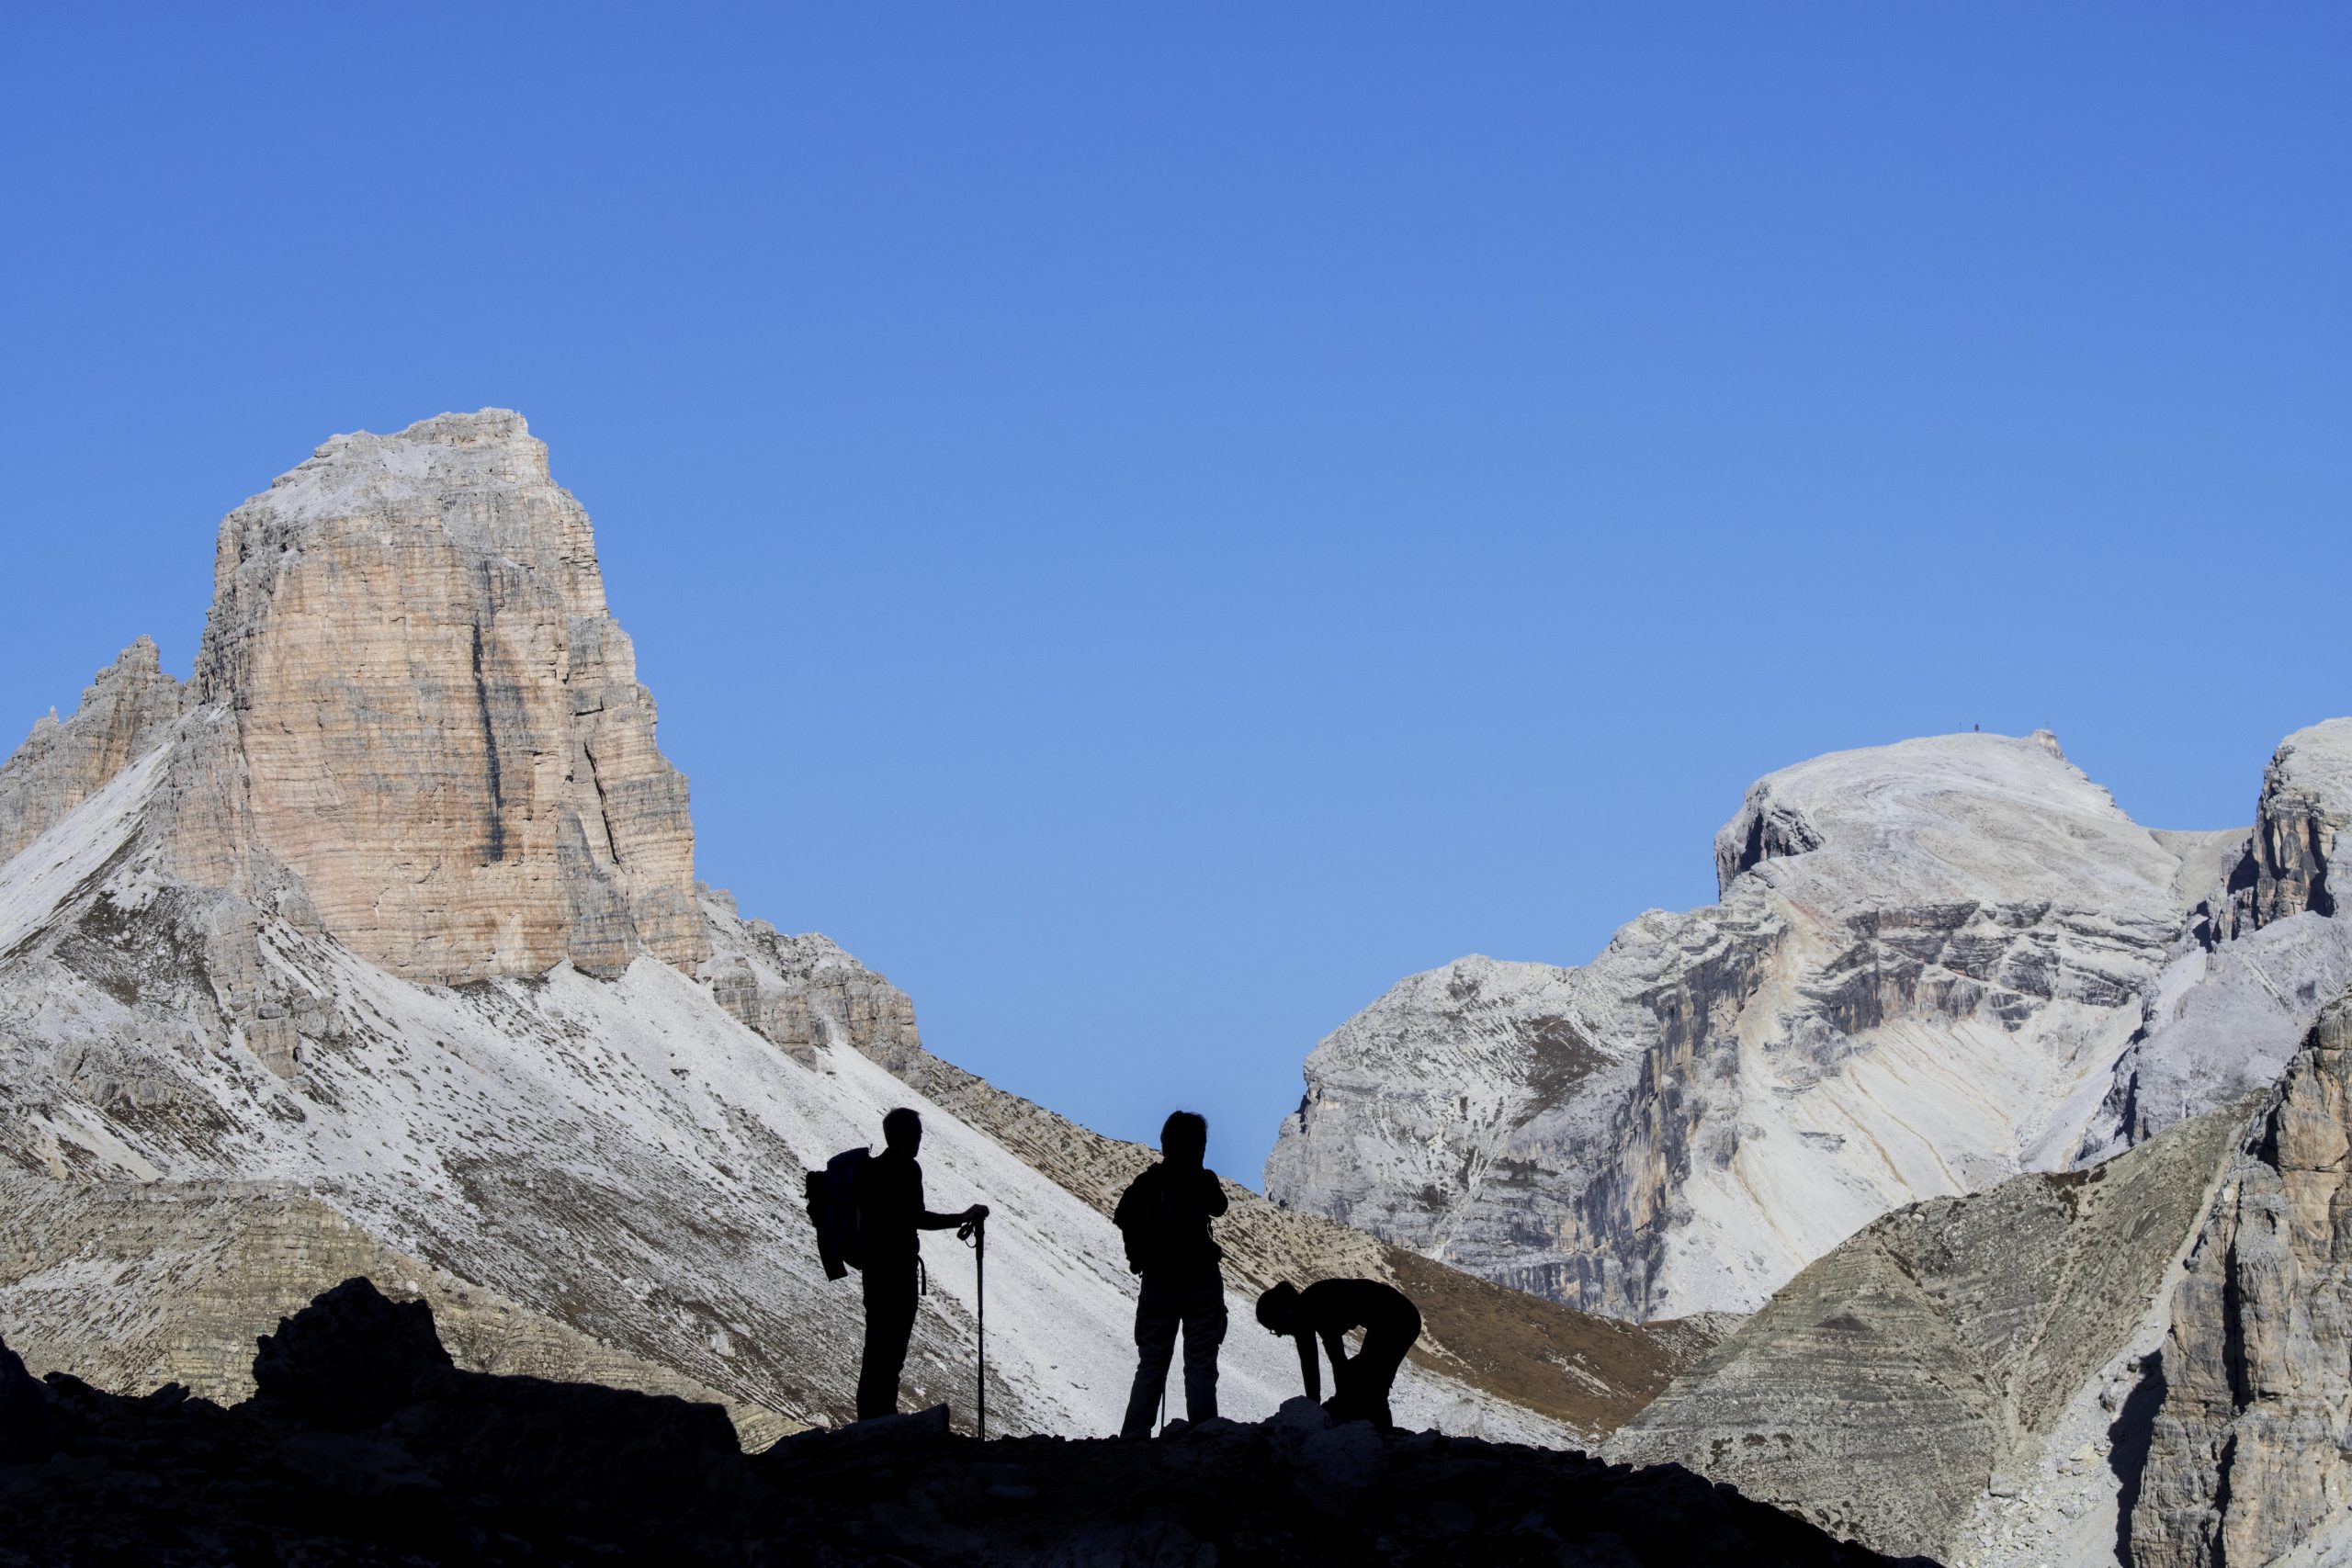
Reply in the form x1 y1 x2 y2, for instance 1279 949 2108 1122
882 1107 922 1155
1255 1281 1299 1336
1159 1111 1207 1167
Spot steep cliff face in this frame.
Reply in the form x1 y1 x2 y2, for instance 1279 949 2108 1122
1270 732 2207 1318
2125 994 2352 1568
0 637 182 863
2226 719 2351 932
182 411 702 982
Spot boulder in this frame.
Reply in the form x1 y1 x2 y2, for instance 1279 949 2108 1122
252 1276 456 1430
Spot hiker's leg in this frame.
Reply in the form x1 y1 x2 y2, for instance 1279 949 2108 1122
856 1261 919 1420
1120 1276 1179 1438
1325 1358 1366 1424
1355 1307 1421 1432
1179 1272 1227 1423
1356 1337 1402 1430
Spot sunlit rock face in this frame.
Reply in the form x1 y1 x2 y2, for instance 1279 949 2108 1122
1270 726 2352 1321
186 411 704 981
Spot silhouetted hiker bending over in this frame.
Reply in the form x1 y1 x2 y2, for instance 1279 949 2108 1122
856 1108 988 1420
1257 1278 1421 1432
1114 1111 1228 1438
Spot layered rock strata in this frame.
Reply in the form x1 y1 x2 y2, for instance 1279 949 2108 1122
183 411 703 981
1271 723 2352 1323
1610 992 2352 1568
1609 1099 2253 1562
0 1179 796 1447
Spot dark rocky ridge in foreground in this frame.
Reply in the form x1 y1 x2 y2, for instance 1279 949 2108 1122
0 1277 1922 1567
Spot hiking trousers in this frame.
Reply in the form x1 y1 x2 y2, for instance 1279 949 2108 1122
856 1258 920 1421
1326 1300 1421 1433
1121 1269 1227 1438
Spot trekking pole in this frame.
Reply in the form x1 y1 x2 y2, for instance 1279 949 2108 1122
959 1212 987 1440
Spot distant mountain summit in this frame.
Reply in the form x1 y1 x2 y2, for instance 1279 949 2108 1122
0 412 1690 1446
1267 719 2352 1321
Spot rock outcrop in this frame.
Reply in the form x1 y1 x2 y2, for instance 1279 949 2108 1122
2226 719 2352 933
1608 991 2352 1568
2080 720 2352 1163
0 1331 49 1467
1609 1099 2253 1562
0 637 182 863
2123 993 2352 1568
700 886 925 1066
1270 724 2352 1324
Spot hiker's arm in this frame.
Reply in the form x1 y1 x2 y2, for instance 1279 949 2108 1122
1200 1169 1228 1218
1318 1325 1351 1371
913 1167 985 1229
1295 1331 1320 1404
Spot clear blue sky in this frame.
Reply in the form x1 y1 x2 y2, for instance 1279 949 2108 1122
3 5 2346 1183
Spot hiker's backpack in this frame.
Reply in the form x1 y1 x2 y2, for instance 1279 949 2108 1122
1113 1164 1165 1276
804 1147 871 1280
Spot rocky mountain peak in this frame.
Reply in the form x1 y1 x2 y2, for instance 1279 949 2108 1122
1710 730 2165 908
175 410 704 983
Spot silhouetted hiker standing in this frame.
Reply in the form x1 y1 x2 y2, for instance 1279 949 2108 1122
855 1108 988 1421
1256 1278 1421 1432
1114 1111 1228 1438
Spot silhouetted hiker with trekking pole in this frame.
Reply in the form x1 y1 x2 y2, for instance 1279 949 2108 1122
1257 1277 1421 1432
1114 1111 1228 1438
804 1107 989 1422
